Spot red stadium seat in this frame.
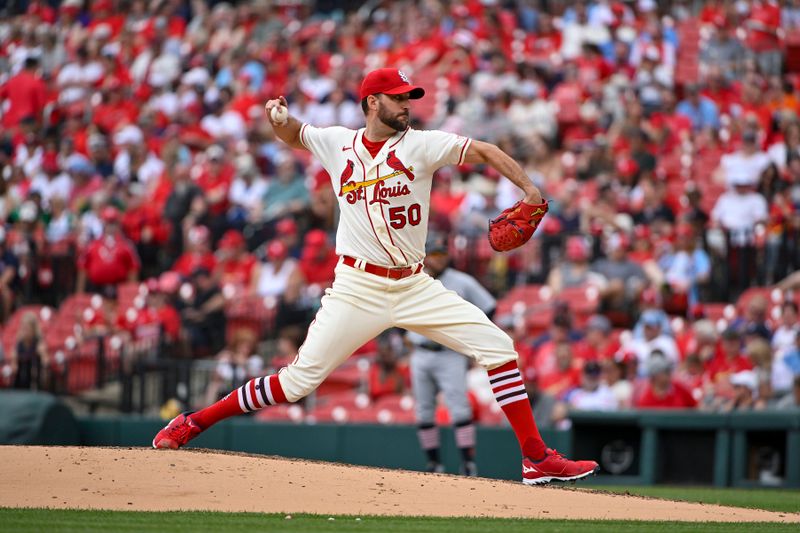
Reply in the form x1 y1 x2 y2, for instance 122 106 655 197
255 404 305 423
224 294 276 340
556 285 600 327
478 402 507 427
524 306 555 336
736 286 779 315
699 302 737 322
117 281 145 308
496 284 552 316
373 393 415 413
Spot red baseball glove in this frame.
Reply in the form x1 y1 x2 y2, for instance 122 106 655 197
488 199 549 252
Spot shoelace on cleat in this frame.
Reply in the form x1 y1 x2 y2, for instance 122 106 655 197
166 418 193 441
546 449 567 460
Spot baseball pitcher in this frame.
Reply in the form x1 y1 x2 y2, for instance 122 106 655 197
154 68 598 485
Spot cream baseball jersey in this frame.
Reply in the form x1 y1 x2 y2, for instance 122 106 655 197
299 124 472 266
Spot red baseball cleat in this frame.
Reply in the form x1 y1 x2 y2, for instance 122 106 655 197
152 412 203 449
522 449 599 485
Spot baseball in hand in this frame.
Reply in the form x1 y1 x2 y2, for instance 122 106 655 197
270 105 288 125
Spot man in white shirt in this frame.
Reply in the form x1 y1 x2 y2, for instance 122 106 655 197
560 2 611 60
56 46 103 105
566 361 619 412
29 153 72 208
711 174 769 297
228 154 268 224
717 129 771 188
626 309 680 375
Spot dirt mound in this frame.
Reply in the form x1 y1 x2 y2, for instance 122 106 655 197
0 446 796 522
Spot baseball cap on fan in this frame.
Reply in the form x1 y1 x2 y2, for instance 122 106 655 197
219 229 245 250
304 229 328 250
359 68 426 101
100 206 120 224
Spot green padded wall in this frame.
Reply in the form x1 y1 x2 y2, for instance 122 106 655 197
0 391 80 445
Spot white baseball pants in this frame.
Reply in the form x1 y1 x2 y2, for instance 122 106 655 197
277 261 517 402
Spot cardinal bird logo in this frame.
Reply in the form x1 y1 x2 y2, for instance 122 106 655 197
339 160 355 196
386 150 414 182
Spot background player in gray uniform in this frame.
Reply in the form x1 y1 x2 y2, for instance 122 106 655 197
409 234 496 476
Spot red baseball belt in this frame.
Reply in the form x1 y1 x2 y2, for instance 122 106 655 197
342 255 423 280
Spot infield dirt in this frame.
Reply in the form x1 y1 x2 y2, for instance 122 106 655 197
0 446 797 522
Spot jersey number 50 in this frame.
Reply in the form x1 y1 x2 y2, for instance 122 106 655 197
388 203 422 229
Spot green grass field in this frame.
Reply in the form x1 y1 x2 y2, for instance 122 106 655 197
0 509 797 533
2 486 797 532
588 485 800 513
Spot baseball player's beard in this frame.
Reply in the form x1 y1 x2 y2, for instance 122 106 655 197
378 105 409 131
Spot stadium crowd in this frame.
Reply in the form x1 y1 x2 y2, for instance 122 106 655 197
0 0 799 422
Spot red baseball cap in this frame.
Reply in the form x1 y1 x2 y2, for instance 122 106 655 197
616 157 639 178
100 206 120 223
266 239 288 260
219 229 245 250
565 236 588 261
92 0 113 13
359 68 425 101
276 218 298 236
304 229 328 248
541 216 562 235
158 271 181 294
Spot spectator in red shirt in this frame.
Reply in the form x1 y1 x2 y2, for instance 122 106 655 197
706 327 755 400
92 78 139 135
195 145 234 221
496 314 536 370
115 301 160 342
275 217 302 258
746 0 783 76
274 228 336 332
702 65 740 112
674 354 708 404
0 57 47 130
368 330 410 401
81 294 120 337
87 0 125 40
536 340 583 400
295 229 338 287
627 224 655 264
635 353 697 409
700 0 727 26
215 229 257 289
575 43 613 92
531 313 581 374
145 273 182 346
574 314 620 362
121 187 171 279
679 318 719 366
172 225 217 279
76 206 140 297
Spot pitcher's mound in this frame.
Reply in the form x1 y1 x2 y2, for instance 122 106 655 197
0 446 796 522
